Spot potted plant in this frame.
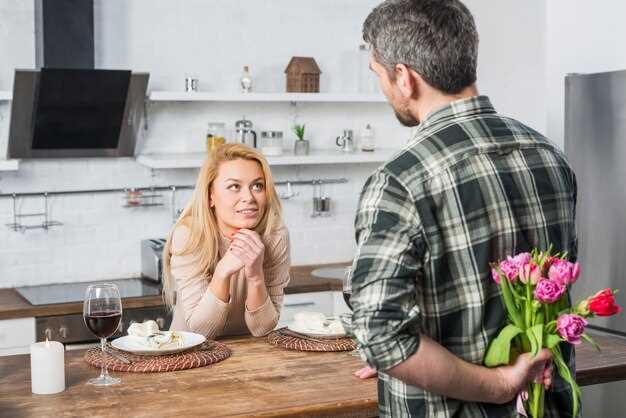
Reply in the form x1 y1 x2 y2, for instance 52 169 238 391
293 124 310 155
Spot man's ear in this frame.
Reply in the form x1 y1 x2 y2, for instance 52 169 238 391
394 63 418 99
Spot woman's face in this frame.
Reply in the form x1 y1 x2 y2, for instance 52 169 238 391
210 159 267 236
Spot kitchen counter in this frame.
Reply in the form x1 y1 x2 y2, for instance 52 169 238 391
0 263 347 320
0 335 377 418
1 334 626 417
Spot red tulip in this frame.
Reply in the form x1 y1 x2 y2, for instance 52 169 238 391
588 289 622 317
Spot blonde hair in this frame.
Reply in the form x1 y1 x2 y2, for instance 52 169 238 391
162 144 283 307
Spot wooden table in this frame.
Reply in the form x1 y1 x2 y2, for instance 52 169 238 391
0 336 378 418
2 334 626 418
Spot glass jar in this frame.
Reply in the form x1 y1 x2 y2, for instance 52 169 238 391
360 123 375 152
260 131 283 156
206 122 226 152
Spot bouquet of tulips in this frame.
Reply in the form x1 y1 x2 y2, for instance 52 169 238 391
485 248 622 417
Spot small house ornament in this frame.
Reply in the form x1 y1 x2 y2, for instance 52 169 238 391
284 57 321 93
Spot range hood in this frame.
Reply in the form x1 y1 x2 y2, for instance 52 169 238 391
7 0 149 159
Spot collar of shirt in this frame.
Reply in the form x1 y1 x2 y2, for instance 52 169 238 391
412 95 497 140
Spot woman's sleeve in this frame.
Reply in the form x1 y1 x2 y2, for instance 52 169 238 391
245 227 291 336
170 225 230 339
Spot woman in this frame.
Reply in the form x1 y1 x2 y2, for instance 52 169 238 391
163 144 290 338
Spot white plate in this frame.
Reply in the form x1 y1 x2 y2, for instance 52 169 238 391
111 331 206 356
288 320 346 338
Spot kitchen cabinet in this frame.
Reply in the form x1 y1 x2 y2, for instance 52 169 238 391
0 317 35 356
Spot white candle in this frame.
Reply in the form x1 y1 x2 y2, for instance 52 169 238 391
30 340 65 394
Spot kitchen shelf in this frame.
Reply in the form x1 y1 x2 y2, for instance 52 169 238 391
0 160 19 171
148 91 386 103
0 91 12 101
136 148 398 169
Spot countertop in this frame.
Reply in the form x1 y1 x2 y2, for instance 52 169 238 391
0 263 348 320
0 335 378 418
2 334 626 417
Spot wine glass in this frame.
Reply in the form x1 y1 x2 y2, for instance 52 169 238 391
342 266 353 310
83 283 122 386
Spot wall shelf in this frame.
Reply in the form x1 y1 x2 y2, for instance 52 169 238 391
136 148 397 169
148 91 386 103
0 160 19 171
0 91 12 101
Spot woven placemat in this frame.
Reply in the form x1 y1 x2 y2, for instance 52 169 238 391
267 329 357 352
84 341 231 373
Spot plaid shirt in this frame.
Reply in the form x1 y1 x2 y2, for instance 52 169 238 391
350 96 578 418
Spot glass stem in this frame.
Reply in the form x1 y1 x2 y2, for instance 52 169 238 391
100 338 109 379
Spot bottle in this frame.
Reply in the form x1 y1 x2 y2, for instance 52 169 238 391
360 123 375 152
240 66 252 93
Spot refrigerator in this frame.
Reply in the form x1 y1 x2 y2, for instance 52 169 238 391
564 69 626 417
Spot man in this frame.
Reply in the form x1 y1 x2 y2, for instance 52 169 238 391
349 1 578 417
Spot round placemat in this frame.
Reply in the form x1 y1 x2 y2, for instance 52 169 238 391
267 329 357 352
84 341 231 373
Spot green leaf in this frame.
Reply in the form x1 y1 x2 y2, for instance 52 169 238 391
582 333 601 352
485 324 523 367
551 347 580 417
526 325 544 356
545 333 563 349
496 267 525 330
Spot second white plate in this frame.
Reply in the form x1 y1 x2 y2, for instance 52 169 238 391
288 320 346 338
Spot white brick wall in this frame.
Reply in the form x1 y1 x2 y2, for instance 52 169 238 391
0 0 547 287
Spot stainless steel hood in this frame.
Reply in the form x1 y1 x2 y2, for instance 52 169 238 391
6 0 149 159
8 69 148 159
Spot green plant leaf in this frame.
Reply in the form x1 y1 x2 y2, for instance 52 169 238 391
545 333 562 349
551 347 580 417
485 324 523 367
526 324 544 356
582 333 601 352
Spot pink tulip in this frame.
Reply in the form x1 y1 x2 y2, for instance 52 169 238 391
548 259 579 286
499 260 519 283
519 263 541 285
534 279 566 304
491 268 501 284
556 314 588 345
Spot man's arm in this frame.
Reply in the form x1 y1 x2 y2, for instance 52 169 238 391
388 333 552 404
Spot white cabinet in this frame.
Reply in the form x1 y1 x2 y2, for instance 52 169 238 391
0 317 36 356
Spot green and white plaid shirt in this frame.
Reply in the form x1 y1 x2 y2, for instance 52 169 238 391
350 96 578 418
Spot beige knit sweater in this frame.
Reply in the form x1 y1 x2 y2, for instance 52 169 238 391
168 224 291 339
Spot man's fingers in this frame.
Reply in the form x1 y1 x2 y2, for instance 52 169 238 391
353 366 377 379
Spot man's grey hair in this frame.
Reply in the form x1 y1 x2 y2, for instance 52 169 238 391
363 0 478 94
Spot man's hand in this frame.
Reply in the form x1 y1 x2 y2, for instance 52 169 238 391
354 365 377 379
494 348 553 404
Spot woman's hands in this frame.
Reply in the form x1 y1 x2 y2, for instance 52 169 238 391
228 229 265 284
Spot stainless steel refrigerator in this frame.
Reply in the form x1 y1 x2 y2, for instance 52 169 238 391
565 69 626 417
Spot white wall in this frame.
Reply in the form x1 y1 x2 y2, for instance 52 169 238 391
546 1 626 415
0 0 547 287
546 0 626 149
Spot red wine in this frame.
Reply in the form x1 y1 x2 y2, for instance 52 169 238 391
84 311 122 338
343 291 353 310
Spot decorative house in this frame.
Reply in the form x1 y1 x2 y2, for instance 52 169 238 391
284 57 321 93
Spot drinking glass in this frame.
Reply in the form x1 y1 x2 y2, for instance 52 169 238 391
83 284 122 386
342 266 353 310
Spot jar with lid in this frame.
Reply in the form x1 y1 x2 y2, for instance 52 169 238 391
260 131 283 156
206 122 226 152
